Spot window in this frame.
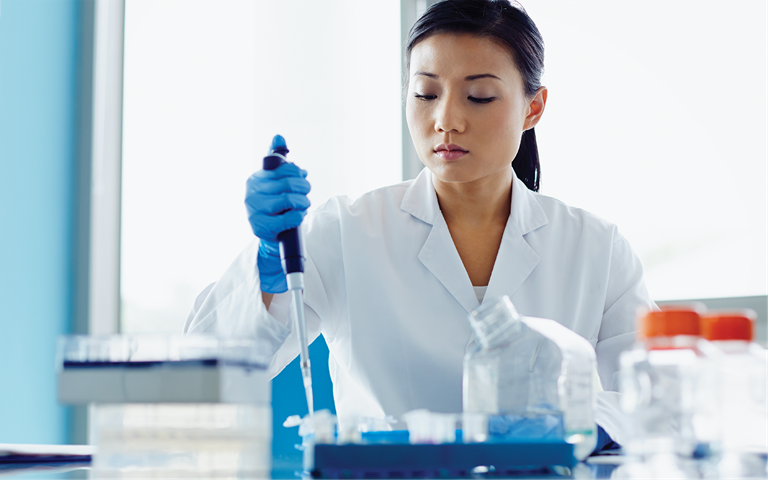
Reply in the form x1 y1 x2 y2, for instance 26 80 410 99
121 1 766 335
526 0 766 301
121 0 401 332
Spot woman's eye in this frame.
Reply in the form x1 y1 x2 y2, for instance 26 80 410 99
414 94 437 101
469 96 496 104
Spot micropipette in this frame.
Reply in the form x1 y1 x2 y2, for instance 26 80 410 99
263 134 314 416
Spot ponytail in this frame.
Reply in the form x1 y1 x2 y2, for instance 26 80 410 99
512 128 540 192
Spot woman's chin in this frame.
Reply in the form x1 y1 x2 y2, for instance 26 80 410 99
428 165 511 187
426 163 477 183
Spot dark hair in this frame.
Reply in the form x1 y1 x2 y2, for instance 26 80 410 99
405 0 545 191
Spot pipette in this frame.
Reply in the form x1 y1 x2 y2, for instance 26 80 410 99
263 134 314 416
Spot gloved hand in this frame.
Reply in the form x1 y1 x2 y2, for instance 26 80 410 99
488 413 564 440
594 424 620 453
245 162 311 294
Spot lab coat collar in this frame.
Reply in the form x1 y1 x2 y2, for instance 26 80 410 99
400 167 548 234
403 167 549 314
400 167 439 225
509 171 549 235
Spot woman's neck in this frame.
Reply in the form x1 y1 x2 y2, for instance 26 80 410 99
433 168 513 227
432 168 513 287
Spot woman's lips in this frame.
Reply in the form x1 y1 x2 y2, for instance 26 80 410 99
434 144 469 160
435 149 468 160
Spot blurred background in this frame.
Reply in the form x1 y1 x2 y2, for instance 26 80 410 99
121 0 767 333
0 0 765 456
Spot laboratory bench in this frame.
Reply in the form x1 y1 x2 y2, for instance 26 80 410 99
0 457 625 480
3 450 747 480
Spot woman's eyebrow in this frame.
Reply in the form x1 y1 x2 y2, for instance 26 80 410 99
412 71 501 81
465 73 501 81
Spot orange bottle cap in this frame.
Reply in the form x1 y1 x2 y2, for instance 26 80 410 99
639 306 702 339
700 309 756 341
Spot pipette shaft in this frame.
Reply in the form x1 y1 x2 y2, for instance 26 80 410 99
263 135 314 417
288 272 313 415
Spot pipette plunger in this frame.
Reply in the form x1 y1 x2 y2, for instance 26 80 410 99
263 135 314 416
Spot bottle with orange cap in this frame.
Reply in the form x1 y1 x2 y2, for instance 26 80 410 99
618 305 710 461
700 309 766 476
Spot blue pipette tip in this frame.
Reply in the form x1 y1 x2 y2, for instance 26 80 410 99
270 134 287 154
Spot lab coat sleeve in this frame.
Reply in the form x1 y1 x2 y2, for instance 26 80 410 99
265 204 347 377
183 200 347 379
182 238 293 363
594 228 656 445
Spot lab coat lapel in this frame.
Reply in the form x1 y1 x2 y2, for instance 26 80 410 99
484 173 548 304
418 212 478 314
402 169 478 314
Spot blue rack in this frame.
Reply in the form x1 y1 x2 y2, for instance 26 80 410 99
307 432 576 479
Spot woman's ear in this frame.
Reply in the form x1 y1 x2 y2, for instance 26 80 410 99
523 86 547 131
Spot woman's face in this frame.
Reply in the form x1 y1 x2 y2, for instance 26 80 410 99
406 33 546 186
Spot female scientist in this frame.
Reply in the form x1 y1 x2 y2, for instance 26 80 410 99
185 0 654 453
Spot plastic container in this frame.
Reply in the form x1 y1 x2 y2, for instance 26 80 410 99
619 306 708 459
57 334 271 368
92 403 271 477
402 410 457 444
56 334 272 477
462 296 597 460
57 335 271 405
701 310 767 477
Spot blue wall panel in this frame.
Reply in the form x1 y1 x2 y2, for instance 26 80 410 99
272 335 336 475
0 0 78 443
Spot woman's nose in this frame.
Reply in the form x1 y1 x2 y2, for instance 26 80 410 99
434 97 465 134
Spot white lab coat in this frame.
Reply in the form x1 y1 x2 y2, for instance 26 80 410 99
184 167 655 445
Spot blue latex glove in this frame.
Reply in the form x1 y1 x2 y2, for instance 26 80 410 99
488 413 621 455
245 160 311 294
488 413 565 440
593 425 620 454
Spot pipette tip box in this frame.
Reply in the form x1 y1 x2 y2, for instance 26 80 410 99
57 335 270 404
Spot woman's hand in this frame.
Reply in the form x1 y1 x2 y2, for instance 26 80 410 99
245 162 311 295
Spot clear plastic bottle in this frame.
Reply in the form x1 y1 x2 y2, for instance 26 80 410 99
619 306 706 459
463 296 597 459
701 310 767 478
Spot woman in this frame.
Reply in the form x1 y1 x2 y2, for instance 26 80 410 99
185 0 654 453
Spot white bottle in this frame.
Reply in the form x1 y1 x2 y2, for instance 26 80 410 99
463 296 597 459
619 306 706 459
701 310 767 478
